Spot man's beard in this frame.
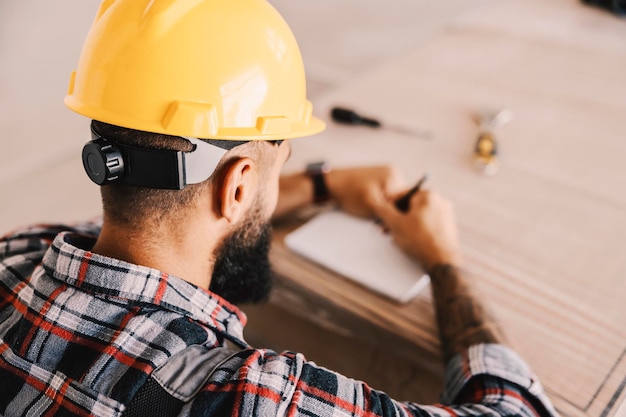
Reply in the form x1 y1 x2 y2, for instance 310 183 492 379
209 213 273 305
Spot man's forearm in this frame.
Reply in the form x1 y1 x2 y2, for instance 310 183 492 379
273 173 314 220
429 264 506 363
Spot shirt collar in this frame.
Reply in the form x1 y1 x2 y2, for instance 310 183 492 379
42 231 248 347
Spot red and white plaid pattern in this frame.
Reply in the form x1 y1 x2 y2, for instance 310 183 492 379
0 223 558 416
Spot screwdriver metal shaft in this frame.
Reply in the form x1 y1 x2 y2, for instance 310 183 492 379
331 107 432 139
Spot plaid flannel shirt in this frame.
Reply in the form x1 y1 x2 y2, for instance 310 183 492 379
0 223 558 417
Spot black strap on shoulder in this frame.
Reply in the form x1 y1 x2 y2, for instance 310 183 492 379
124 378 184 417
123 346 239 416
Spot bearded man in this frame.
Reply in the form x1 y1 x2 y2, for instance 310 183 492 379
0 0 557 416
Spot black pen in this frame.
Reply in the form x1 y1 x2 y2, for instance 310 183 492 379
395 174 429 212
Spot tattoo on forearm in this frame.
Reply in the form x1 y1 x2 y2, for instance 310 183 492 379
428 264 505 362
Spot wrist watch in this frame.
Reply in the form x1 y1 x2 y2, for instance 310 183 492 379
306 161 332 204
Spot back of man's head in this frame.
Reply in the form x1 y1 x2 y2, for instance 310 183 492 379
66 0 325 227
92 120 208 228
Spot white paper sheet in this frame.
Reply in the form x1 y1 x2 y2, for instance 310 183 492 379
284 210 429 303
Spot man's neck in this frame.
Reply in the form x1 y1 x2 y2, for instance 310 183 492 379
91 220 219 290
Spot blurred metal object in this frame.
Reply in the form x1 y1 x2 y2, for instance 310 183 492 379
473 109 512 175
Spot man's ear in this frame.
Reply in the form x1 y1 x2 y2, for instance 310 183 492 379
217 157 258 223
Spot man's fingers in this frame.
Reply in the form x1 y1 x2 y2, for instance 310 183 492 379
370 188 401 226
381 166 407 198
410 189 429 207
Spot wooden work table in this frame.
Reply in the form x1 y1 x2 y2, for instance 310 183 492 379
267 1 626 416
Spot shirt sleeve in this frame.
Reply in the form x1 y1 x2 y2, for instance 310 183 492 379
441 344 558 416
190 343 558 417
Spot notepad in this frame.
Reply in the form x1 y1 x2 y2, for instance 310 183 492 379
284 210 430 303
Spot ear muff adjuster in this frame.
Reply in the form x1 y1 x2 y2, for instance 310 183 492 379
82 122 230 189
82 138 124 185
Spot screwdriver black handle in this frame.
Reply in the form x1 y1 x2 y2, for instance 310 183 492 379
330 107 381 128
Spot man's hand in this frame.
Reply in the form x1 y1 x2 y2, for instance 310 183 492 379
373 187 506 361
326 166 405 219
372 189 461 270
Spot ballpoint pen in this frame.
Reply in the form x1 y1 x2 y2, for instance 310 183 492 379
395 173 429 212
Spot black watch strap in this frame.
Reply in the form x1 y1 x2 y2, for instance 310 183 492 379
306 162 331 204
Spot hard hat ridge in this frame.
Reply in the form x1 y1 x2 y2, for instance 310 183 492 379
65 0 325 141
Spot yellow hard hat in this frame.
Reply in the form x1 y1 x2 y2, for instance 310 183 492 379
65 0 325 140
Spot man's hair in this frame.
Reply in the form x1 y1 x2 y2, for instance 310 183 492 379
93 120 215 227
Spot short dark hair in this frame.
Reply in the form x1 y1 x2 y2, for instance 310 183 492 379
92 120 213 227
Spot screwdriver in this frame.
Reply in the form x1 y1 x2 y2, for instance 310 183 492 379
330 106 432 140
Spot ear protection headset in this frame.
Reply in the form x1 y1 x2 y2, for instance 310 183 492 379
82 122 234 190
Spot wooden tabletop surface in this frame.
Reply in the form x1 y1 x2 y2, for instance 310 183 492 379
270 1 626 416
